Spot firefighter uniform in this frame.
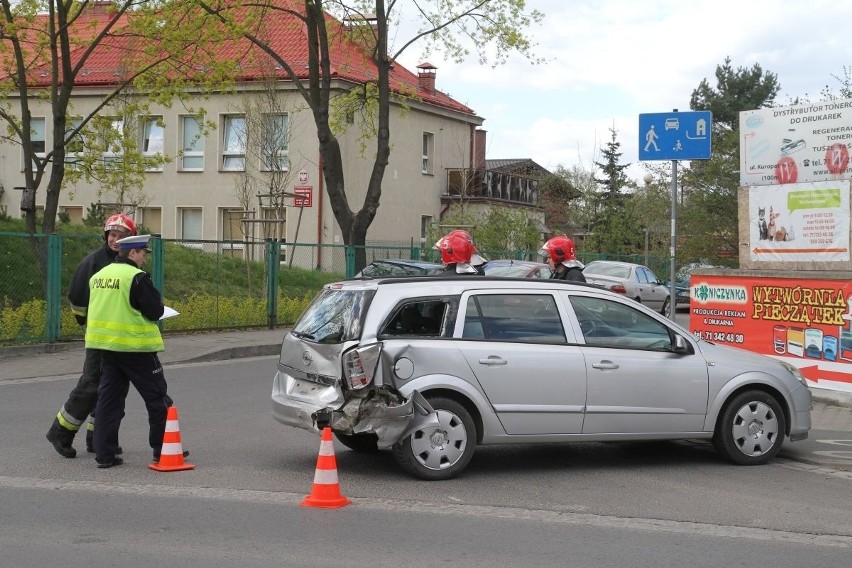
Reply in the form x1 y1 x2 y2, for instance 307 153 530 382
46 213 137 458
85 235 172 468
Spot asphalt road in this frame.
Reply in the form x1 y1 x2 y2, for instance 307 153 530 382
2 357 851 567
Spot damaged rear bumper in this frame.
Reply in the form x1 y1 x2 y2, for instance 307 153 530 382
317 387 437 448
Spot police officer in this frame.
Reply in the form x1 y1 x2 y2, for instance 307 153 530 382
46 213 136 458
434 229 486 275
86 234 182 468
540 235 586 282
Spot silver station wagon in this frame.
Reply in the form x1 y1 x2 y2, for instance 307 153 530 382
272 277 812 480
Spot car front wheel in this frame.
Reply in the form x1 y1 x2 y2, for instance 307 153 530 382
392 397 476 480
713 390 786 465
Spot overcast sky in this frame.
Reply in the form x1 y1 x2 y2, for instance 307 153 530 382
397 0 852 183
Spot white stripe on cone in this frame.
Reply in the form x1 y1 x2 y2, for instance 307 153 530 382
165 420 179 432
161 442 184 455
313 468 340 484
319 440 334 455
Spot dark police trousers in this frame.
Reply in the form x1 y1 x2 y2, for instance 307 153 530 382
56 349 103 436
93 350 173 464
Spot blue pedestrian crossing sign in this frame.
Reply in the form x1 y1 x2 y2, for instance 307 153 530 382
638 111 712 161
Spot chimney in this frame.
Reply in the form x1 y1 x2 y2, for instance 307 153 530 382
474 129 487 170
343 14 378 50
89 1 114 16
417 62 437 92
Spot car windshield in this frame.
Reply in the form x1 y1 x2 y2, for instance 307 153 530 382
484 264 529 277
292 287 371 343
584 262 630 279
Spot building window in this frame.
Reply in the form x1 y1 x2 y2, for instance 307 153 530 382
31 117 46 154
102 118 124 170
64 118 84 170
261 206 286 241
142 117 165 171
261 114 289 172
420 215 432 244
179 208 203 240
138 207 162 234
180 116 204 171
222 115 246 171
422 131 434 175
25 117 46 170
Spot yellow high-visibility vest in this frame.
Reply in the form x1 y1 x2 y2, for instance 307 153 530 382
84 262 164 352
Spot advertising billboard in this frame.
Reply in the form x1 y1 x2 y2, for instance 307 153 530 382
740 98 852 186
748 180 850 262
689 274 852 392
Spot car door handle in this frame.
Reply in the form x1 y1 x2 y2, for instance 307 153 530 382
591 360 619 370
479 356 507 366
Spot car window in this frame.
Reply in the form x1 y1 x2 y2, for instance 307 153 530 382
361 262 429 278
462 294 566 345
292 288 370 343
568 296 673 351
585 262 630 279
380 300 446 337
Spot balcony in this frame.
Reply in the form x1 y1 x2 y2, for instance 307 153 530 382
444 168 539 207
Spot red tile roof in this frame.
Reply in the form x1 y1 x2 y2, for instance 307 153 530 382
4 1 475 116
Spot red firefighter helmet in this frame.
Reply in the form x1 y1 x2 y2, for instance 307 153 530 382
103 213 137 237
540 235 576 264
435 230 477 266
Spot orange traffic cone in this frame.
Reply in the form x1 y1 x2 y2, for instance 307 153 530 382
300 427 351 508
148 405 195 472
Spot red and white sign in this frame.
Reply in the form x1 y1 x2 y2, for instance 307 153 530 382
294 186 312 207
740 97 852 186
826 143 850 175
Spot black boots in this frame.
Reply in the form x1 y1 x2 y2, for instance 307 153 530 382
85 429 122 455
46 419 77 458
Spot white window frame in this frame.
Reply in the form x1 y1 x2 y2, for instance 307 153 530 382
141 116 165 171
261 113 289 172
180 115 204 172
64 118 84 170
102 118 124 170
221 115 246 171
178 207 203 241
25 117 46 171
422 131 434 175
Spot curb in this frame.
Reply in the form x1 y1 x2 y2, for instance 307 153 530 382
179 344 281 364
0 341 82 360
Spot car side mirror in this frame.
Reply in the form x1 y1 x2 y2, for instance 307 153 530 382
672 334 690 353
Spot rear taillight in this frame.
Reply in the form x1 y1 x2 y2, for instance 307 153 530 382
342 343 382 390
610 284 627 294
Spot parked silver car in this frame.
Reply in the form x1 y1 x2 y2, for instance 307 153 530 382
272 277 812 480
583 260 670 314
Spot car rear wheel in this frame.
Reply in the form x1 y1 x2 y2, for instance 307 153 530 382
713 390 786 465
334 432 379 453
660 297 670 315
392 397 476 480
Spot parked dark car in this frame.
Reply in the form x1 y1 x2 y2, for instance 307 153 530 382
354 259 443 278
482 259 552 279
669 263 724 310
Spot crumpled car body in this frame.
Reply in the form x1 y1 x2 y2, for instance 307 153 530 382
271 317 438 449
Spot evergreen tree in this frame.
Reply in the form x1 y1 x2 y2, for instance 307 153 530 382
680 57 780 264
587 127 637 254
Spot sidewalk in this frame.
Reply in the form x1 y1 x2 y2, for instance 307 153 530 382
0 327 288 381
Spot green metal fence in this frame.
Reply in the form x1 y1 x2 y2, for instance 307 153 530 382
1 230 682 345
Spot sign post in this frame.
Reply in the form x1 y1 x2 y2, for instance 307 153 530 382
639 110 713 319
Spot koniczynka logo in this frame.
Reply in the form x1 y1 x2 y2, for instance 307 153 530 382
692 282 748 305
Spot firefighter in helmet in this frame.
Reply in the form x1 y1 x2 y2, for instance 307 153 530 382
434 229 486 275
540 235 585 282
46 213 136 458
